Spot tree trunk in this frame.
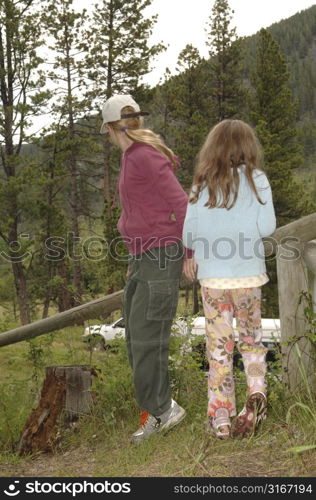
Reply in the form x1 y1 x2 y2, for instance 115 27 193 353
57 260 73 312
13 294 17 322
42 260 54 319
42 154 58 319
192 281 199 315
102 3 113 207
185 286 189 308
67 155 82 307
42 294 51 319
103 141 111 203
18 365 93 455
11 260 31 325
69 158 83 306
65 24 82 306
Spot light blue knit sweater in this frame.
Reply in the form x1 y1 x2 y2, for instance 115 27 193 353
182 166 277 279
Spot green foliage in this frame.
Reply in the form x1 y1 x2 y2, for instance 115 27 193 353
42 0 87 124
278 290 316 448
0 379 37 452
297 119 316 164
86 338 136 428
169 317 206 412
299 290 316 343
252 30 315 227
242 6 316 119
150 68 174 140
206 0 246 121
242 5 316 186
285 342 316 455
24 334 55 385
268 6 316 120
82 0 165 103
101 201 128 293
151 0 250 189
151 46 211 189
250 29 316 318
0 0 51 144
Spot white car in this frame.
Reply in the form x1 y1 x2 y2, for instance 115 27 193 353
83 316 281 349
83 317 126 348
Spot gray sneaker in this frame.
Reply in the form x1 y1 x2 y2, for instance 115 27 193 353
131 400 186 444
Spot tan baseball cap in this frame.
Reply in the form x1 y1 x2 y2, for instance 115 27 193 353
100 94 149 134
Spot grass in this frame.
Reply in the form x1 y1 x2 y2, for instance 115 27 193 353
1 401 315 477
0 296 316 477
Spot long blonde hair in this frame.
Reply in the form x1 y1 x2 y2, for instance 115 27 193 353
108 106 177 171
191 119 266 209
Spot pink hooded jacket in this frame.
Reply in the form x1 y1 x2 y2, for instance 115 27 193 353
116 142 193 257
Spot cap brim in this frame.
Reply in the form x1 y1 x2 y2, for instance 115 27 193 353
100 122 108 134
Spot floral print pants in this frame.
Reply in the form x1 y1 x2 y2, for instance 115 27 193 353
201 286 268 417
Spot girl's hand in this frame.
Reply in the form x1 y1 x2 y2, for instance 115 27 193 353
183 257 197 281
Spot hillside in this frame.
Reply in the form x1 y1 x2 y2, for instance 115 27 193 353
242 4 316 176
242 6 316 120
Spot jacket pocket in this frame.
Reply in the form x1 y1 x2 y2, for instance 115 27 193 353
146 278 180 321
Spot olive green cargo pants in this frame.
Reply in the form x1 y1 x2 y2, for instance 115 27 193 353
123 243 184 416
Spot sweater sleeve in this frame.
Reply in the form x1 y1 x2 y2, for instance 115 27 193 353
256 173 277 237
182 191 198 251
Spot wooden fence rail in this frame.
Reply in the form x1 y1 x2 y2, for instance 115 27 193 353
0 291 123 348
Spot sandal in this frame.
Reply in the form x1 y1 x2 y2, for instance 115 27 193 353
231 392 267 438
209 407 231 439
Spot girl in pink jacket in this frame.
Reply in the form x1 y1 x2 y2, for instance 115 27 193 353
100 94 190 444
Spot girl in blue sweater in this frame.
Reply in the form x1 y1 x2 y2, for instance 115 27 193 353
182 120 276 439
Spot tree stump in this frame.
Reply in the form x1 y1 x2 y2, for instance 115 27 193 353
18 365 93 456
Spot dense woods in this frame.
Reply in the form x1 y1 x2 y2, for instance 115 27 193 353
0 0 315 325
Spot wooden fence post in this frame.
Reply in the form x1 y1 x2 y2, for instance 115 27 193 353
276 240 315 391
303 239 316 313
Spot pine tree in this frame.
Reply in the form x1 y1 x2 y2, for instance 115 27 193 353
251 28 314 226
170 44 211 188
82 0 165 203
0 0 50 324
83 0 164 104
42 0 91 307
31 131 75 316
151 68 175 142
206 0 245 122
251 28 315 318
